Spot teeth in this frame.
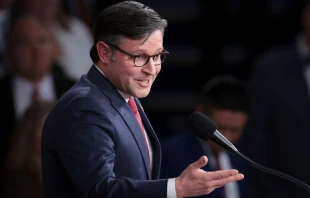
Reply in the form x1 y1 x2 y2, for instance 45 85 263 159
137 79 149 84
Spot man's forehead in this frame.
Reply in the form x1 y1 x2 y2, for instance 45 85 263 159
121 31 163 50
11 18 47 37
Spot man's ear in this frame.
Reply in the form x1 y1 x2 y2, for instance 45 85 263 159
96 41 111 64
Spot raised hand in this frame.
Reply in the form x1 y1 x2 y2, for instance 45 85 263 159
175 156 244 198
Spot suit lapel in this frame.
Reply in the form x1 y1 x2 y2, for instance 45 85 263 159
86 65 151 179
115 101 152 179
135 98 161 179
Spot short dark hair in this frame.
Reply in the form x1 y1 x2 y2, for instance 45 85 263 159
89 1 168 63
198 75 250 114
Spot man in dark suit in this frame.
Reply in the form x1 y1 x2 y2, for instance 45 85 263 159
0 14 75 191
41 1 244 198
160 76 251 198
239 1 310 198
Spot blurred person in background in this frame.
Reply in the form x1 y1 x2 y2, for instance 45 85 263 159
160 75 252 198
0 14 75 190
239 1 310 197
14 0 94 81
1 101 55 198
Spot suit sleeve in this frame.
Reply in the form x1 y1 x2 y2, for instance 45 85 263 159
56 98 168 198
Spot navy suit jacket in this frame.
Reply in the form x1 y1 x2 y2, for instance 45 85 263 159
41 66 167 198
160 129 250 198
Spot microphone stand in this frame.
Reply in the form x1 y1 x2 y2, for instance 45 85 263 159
188 111 310 193
211 130 310 193
236 151 310 193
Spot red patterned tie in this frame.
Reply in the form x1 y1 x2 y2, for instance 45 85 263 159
127 97 151 167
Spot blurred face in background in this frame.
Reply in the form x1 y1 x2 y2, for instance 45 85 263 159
18 0 61 22
7 16 54 82
207 109 248 156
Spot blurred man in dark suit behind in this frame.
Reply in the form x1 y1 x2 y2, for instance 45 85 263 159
0 14 75 192
160 75 252 198
239 1 310 197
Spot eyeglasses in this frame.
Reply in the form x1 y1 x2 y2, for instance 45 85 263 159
107 43 169 67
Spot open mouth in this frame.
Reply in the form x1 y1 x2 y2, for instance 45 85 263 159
136 79 150 86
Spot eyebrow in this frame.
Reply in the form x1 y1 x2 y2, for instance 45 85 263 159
133 47 164 55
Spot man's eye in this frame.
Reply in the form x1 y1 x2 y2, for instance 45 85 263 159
154 54 160 59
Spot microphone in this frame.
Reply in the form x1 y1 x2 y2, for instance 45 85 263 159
187 111 238 154
187 111 310 193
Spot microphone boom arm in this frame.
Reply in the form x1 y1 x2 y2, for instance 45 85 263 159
235 151 310 193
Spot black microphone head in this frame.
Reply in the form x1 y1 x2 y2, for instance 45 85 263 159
187 111 218 141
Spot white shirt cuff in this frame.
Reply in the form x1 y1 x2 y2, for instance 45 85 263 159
167 178 177 198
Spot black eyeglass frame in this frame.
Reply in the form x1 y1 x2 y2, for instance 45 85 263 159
107 43 169 67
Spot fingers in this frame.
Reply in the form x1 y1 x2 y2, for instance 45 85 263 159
208 169 244 188
211 169 239 180
176 160 244 198
176 168 244 197
189 155 208 170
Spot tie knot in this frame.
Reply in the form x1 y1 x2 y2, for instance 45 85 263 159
128 97 138 113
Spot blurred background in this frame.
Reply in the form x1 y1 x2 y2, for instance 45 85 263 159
1 0 310 197
0 0 306 136
132 0 307 139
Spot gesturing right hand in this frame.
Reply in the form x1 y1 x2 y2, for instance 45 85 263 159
175 155 244 198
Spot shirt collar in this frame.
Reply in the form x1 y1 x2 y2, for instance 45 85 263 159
13 74 52 90
94 64 131 102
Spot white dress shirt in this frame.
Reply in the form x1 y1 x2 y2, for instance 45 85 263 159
13 74 56 120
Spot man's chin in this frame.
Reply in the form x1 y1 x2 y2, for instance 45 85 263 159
134 93 149 99
134 89 151 98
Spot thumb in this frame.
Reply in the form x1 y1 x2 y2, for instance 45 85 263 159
190 155 208 170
